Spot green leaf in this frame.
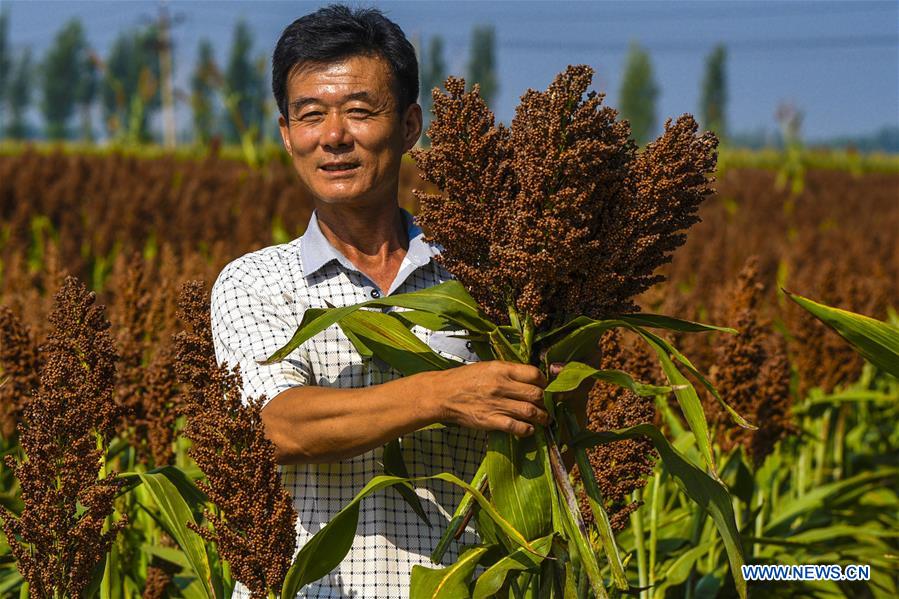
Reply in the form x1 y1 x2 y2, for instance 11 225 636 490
545 362 672 396
651 543 710 599
616 313 737 334
281 472 537 597
431 472 539 554
135 472 215 599
632 330 718 477
542 319 615 365
634 327 756 430
411 545 490 598
573 424 746 599
282 475 412 597
340 309 457 374
142 544 193 570
484 431 553 542
489 328 520 362
392 310 459 332
472 535 554 599
431 460 489 564
264 281 492 364
786 291 899 378
383 439 431 527
764 468 899 534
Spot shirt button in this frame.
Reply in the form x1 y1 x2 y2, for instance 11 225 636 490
370 289 381 298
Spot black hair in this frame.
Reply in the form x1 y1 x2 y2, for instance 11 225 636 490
272 4 419 119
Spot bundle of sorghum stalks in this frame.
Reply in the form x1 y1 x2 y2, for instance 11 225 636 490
271 65 748 598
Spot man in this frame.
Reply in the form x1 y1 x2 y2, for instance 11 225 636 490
211 6 574 597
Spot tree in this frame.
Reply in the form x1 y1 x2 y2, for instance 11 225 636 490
223 20 266 143
101 27 161 142
467 25 498 107
420 35 446 144
41 20 92 139
618 41 659 146
191 39 220 144
700 44 727 140
7 49 32 140
74 51 99 141
0 9 10 132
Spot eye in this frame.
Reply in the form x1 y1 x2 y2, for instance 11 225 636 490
297 110 324 121
348 108 371 117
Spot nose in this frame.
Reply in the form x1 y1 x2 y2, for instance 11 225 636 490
321 111 353 152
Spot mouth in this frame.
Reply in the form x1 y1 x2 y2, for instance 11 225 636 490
319 162 360 173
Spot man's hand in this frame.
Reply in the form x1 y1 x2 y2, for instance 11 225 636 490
429 361 550 438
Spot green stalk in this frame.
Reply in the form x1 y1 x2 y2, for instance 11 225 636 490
813 408 831 486
558 404 629 590
752 486 765 558
832 405 847 481
796 413 810 498
648 470 662 588
632 488 648 599
683 506 706 599
545 427 610 599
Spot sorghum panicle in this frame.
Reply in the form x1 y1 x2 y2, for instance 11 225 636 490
174 281 298 598
2 276 125 598
708 258 794 466
577 330 660 531
414 66 718 329
0 306 41 440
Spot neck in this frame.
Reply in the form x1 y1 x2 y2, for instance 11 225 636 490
314 201 408 262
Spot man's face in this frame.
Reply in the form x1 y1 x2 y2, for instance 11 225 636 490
278 54 422 208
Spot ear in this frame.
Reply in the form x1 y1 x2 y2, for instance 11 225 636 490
401 103 423 152
278 114 292 154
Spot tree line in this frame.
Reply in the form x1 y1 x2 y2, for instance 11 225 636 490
0 10 728 147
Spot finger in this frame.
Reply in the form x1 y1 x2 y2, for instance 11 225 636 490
503 381 546 405
491 416 534 438
501 362 548 388
503 399 550 427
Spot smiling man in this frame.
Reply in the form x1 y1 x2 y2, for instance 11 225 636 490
209 5 554 598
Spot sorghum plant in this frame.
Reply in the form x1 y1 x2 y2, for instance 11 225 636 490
0 306 41 441
107 252 180 466
708 257 794 467
174 281 298 598
1 276 126 598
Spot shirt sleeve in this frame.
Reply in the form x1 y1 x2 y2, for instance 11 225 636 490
210 260 313 407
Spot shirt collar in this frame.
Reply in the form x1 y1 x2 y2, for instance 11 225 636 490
299 207 438 279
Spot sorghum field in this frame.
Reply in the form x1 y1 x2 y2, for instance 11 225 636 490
0 137 897 597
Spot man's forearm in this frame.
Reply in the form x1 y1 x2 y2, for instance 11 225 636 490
261 372 442 465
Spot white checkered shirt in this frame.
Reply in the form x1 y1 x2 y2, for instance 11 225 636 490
211 208 486 598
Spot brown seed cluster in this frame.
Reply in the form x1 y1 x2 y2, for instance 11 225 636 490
707 258 795 467
1 276 126 598
576 330 660 531
107 252 181 466
0 306 41 440
174 281 298 598
413 65 718 328
783 237 886 396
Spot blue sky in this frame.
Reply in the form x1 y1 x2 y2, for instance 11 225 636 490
4 0 898 140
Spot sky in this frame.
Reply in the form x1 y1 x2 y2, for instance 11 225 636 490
3 0 898 141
